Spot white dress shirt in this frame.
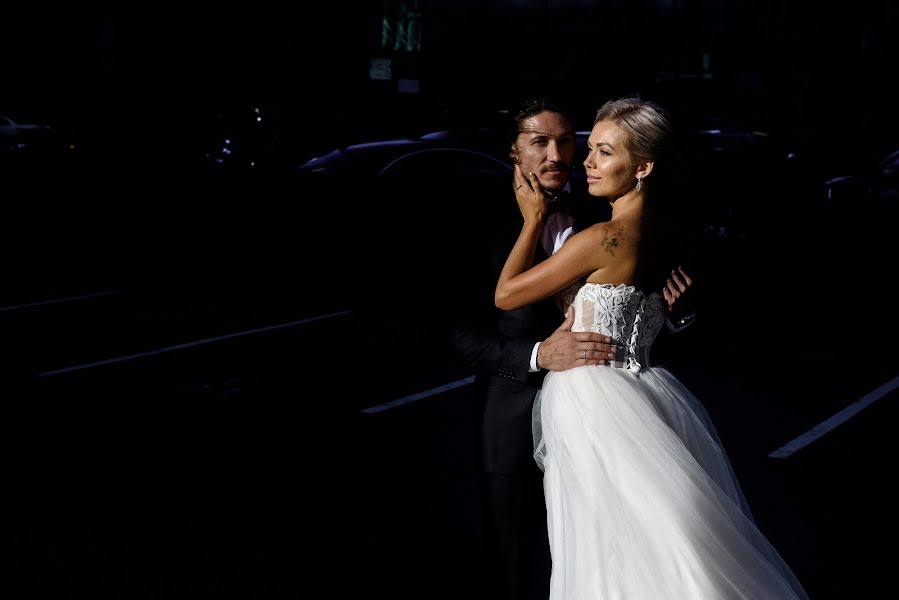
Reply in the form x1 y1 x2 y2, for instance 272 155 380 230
530 199 576 372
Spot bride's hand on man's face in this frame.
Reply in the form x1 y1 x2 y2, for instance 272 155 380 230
513 164 548 222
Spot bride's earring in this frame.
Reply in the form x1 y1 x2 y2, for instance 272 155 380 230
636 177 643 193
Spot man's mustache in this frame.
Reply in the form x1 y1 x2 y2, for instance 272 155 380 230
543 162 570 173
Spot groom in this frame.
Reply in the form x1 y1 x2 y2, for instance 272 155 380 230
451 96 617 600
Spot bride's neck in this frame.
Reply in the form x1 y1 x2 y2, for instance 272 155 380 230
610 191 644 219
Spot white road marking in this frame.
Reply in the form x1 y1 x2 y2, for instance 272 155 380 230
361 376 476 414
769 374 899 458
0 290 122 312
37 310 353 377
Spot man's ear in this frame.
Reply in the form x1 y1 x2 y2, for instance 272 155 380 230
509 144 520 165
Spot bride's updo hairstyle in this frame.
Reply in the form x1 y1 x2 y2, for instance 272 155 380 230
593 97 673 195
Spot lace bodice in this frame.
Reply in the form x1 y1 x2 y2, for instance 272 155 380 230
560 283 666 371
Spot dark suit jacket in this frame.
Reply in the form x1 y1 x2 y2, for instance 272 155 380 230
452 190 610 476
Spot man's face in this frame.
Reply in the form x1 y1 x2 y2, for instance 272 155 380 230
511 111 575 196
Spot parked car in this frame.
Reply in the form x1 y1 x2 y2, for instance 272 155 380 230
0 114 55 153
822 148 899 204
0 114 77 171
293 132 515 306
197 114 789 309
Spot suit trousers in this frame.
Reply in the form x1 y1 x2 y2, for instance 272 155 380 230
482 468 551 600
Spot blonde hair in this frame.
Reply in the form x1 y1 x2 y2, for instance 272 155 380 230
594 97 671 165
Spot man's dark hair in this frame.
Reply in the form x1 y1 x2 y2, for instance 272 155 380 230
510 96 572 144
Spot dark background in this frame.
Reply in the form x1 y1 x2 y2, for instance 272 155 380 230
2 2 897 598
3 1 897 171
4 1 897 309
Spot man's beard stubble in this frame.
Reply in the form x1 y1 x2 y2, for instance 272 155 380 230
541 161 570 195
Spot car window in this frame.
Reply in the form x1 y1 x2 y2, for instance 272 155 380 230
380 146 507 208
372 148 513 284
379 147 511 180
378 147 512 227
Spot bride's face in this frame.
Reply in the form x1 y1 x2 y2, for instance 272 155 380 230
583 120 639 200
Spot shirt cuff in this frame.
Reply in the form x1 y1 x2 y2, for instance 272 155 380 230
529 342 541 372
665 310 696 333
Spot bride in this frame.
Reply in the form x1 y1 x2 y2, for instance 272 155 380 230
494 97 808 599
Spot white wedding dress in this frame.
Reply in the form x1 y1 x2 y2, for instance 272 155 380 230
533 283 808 599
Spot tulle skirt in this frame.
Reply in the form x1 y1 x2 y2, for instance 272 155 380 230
533 365 808 599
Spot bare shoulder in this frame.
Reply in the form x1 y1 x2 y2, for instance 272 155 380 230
583 220 631 257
